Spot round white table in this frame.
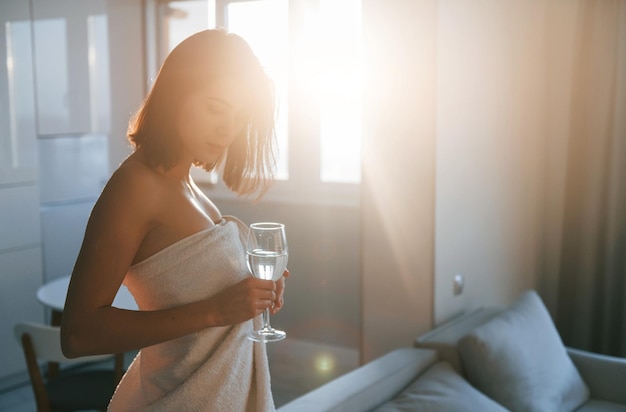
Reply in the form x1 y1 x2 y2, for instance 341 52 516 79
37 275 138 311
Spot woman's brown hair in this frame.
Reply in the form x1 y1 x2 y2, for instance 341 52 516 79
128 29 276 198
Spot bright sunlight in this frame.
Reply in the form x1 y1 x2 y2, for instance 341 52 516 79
163 0 363 185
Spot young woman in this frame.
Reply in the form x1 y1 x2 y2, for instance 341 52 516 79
60 29 288 411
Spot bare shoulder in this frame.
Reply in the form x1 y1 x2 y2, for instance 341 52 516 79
90 156 164 230
108 157 162 195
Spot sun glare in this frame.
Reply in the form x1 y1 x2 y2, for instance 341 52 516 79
226 0 289 180
299 0 363 183
314 352 336 375
164 0 363 185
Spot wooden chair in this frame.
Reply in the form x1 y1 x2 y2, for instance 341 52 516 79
14 321 124 412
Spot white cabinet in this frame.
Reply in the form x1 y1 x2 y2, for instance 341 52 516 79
38 134 109 204
0 185 41 251
0 0 113 384
38 134 109 282
0 1 38 185
41 202 94 282
0 188 43 382
31 0 111 135
0 1 44 385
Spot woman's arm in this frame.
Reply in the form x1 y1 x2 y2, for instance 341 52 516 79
60 164 277 358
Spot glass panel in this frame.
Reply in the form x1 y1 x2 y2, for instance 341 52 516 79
1 17 37 183
226 0 289 180
318 0 362 183
32 18 70 134
87 14 111 133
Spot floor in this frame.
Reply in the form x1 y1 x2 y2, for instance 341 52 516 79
267 338 360 407
0 338 359 411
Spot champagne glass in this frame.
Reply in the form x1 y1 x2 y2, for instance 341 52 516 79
246 222 288 342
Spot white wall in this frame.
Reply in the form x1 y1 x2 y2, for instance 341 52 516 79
434 0 579 322
434 1 547 323
360 0 437 363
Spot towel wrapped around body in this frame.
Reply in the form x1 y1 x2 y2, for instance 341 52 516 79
107 216 274 412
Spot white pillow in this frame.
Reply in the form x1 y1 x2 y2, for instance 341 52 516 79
458 290 589 412
374 361 508 411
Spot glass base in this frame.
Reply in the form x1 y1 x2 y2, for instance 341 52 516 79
248 328 286 343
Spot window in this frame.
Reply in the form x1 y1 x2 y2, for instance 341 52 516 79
148 0 362 205
313 0 362 184
222 0 289 180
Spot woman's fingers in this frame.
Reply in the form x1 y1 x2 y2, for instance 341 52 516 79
208 278 279 325
270 270 288 314
210 274 288 324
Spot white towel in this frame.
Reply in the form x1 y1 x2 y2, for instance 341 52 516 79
107 216 274 412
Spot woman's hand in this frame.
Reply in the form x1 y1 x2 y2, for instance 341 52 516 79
206 277 277 326
271 269 290 315
205 268 289 325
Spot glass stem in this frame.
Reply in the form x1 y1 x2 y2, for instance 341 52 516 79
262 308 272 331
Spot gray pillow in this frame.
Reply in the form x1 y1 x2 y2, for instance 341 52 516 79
458 290 589 412
374 361 508 411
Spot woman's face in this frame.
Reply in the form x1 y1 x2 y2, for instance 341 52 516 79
176 75 250 166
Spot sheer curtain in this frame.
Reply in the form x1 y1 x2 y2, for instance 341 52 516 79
555 0 626 357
